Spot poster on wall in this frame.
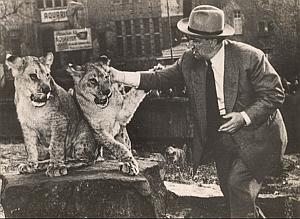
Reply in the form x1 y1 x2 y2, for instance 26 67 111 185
54 28 93 52
161 0 183 17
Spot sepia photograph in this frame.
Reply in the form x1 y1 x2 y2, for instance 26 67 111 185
0 0 299 218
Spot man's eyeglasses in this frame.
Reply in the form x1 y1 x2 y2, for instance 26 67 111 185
187 36 213 43
186 36 221 49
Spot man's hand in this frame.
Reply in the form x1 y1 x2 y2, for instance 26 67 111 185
109 67 124 83
218 112 246 133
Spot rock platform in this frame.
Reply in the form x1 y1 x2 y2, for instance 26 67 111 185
0 158 166 218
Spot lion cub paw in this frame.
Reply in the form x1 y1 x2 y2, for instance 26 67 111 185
18 162 38 174
45 163 68 177
119 157 139 176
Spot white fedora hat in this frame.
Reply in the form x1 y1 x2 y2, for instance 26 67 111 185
177 5 235 38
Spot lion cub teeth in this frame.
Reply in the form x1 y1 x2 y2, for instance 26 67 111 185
32 101 46 107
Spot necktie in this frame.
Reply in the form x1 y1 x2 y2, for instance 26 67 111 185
206 60 220 144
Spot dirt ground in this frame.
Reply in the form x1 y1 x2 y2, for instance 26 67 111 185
0 143 217 178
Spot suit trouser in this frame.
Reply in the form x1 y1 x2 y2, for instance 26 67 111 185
213 133 263 218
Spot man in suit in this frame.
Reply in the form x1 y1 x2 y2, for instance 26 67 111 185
110 5 287 218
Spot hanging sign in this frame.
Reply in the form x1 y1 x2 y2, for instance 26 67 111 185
54 28 93 52
41 8 68 23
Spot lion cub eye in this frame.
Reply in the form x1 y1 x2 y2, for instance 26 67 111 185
89 78 97 85
29 74 38 80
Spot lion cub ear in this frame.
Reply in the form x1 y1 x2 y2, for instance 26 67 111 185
40 52 54 70
5 55 24 77
66 64 84 84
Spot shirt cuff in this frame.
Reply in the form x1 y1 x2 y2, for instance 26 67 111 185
122 72 141 87
240 111 251 126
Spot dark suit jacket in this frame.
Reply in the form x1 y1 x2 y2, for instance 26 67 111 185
139 40 287 182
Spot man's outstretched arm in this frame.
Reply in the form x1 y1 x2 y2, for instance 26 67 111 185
110 57 184 90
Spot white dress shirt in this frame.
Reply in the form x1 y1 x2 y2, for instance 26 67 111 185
210 42 251 125
210 42 226 116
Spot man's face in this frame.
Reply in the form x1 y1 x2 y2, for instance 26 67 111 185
187 36 221 60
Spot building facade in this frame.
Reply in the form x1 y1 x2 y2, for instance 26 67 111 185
87 0 165 70
2 0 300 77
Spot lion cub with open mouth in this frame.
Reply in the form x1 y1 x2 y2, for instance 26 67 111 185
6 53 100 177
67 56 146 176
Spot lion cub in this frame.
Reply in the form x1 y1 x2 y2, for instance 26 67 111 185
6 53 97 177
67 57 146 176
165 145 187 169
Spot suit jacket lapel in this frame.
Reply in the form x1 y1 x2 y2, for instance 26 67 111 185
224 41 239 113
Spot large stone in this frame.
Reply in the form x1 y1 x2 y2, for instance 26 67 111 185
165 182 227 218
0 158 166 218
165 179 300 218
165 183 300 218
165 154 300 218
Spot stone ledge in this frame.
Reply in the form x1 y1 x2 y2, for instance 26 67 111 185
0 159 166 218
164 181 223 198
164 154 300 218
165 181 300 218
